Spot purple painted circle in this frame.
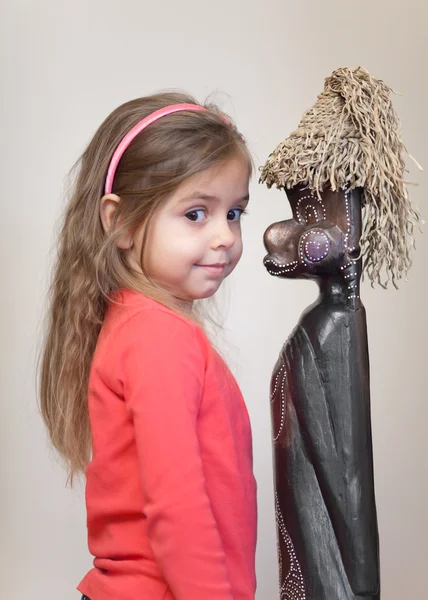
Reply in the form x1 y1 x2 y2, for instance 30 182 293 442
303 230 330 262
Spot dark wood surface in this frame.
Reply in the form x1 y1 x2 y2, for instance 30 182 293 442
264 187 380 599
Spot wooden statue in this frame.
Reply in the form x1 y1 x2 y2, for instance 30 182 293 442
260 67 421 599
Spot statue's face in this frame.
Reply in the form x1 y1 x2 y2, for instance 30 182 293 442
263 187 355 279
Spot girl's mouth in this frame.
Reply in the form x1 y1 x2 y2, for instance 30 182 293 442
196 263 227 275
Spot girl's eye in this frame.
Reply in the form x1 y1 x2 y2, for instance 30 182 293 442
185 209 206 222
227 208 246 222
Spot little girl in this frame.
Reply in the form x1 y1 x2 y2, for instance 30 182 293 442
40 92 257 600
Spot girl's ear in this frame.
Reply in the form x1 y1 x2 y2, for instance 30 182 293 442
99 194 133 250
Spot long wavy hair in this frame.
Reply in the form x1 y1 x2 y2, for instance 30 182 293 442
39 92 251 483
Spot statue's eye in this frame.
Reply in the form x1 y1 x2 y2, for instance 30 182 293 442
300 230 330 263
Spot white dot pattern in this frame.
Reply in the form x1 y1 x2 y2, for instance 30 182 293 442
341 190 361 301
303 231 330 262
296 193 327 224
275 493 306 599
265 258 299 276
272 365 287 443
271 364 285 400
344 189 351 252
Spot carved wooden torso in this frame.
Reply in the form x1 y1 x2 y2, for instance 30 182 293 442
270 301 379 599
264 187 380 599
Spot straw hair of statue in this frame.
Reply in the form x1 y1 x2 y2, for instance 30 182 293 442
259 66 422 288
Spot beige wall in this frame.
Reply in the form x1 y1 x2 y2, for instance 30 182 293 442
1 1 427 598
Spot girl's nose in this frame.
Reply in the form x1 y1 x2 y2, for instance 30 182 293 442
211 219 236 249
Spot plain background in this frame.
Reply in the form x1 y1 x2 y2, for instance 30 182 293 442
1 1 427 598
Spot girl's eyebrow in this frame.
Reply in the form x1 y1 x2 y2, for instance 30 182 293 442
236 194 250 205
178 192 250 204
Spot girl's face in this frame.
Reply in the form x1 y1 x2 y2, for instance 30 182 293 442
129 155 250 309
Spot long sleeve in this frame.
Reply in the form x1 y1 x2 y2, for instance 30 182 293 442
120 307 235 600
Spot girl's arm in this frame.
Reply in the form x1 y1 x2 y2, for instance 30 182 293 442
121 307 234 600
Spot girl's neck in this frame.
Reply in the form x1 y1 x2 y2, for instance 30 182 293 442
174 296 194 314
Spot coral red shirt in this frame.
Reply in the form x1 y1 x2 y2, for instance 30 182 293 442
78 289 257 600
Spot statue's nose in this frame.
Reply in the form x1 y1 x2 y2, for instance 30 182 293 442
264 221 283 253
264 220 299 254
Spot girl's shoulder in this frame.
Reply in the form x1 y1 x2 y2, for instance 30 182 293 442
103 288 208 351
93 289 212 383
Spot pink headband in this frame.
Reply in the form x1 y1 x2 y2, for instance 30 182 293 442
104 103 209 195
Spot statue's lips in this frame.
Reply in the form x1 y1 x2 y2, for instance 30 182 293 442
263 255 299 276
